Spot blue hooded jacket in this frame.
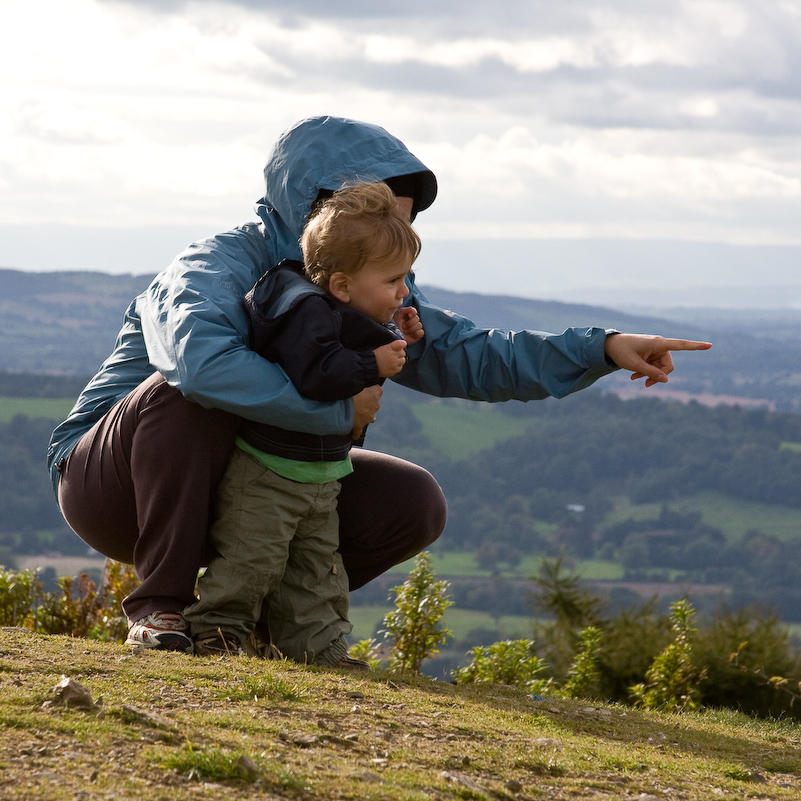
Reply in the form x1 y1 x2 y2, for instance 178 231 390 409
47 115 615 497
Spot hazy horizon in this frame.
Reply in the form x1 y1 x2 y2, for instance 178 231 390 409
3 1 800 312
3 223 799 311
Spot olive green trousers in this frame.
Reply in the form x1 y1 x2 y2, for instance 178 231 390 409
184 448 350 665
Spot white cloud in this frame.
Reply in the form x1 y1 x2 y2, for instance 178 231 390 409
679 97 720 118
1 0 800 254
363 35 602 72
411 122 801 251
14 100 127 144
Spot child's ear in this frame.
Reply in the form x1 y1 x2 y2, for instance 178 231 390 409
328 272 350 304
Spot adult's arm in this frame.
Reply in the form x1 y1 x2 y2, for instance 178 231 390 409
137 228 353 436
393 281 617 402
603 332 711 387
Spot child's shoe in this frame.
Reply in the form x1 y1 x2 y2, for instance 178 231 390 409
193 629 245 657
334 654 371 672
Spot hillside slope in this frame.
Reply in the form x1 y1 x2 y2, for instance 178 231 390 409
2 629 801 800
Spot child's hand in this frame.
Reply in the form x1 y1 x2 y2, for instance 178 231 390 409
393 307 424 344
374 339 407 378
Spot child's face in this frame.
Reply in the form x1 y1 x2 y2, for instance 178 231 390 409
334 252 412 324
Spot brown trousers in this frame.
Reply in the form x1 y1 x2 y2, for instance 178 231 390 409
57 372 447 620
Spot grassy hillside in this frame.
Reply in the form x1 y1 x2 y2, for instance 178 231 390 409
411 399 538 460
399 395 801 544
3 629 801 800
0 397 75 424
605 493 801 544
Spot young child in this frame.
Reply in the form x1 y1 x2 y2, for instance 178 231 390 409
183 181 423 667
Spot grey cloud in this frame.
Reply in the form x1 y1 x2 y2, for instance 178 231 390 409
246 38 801 137
104 0 801 136
104 0 664 38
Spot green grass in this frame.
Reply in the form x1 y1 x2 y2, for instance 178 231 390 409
4 629 801 800
384 550 624 581
411 399 536 460
573 559 626 580
385 550 493 576
0 396 74 423
349 604 534 644
604 492 801 543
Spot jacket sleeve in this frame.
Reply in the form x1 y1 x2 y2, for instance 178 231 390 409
392 280 618 402
137 230 353 436
269 296 382 402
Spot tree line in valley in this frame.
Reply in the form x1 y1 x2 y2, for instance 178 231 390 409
5 370 801 622
364 385 801 621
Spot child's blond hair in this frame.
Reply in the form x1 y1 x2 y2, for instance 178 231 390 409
302 181 422 290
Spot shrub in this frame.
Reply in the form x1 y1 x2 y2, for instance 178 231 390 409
0 561 138 639
0 566 39 626
596 598 672 703
530 556 603 682
348 638 383 671
35 573 103 637
698 607 801 720
560 626 602 699
630 600 703 712
381 551 452 673
453 639 552 695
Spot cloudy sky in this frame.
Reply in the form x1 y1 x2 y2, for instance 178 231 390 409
2 0 800 307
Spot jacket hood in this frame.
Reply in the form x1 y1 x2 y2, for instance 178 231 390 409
255 116 437 263
244 260 325 354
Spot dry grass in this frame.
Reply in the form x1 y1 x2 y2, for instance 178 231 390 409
2 629 801 800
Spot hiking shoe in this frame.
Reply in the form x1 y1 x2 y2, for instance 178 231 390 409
125 612 193 653
193 630 245 657
334 655 371 672
241 632 282 660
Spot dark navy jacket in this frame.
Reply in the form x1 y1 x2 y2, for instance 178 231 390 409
238 260 401 462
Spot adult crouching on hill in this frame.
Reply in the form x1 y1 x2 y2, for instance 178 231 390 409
47 115 711 653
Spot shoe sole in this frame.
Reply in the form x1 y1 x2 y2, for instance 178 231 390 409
194 640 244 657
125 632 194 652
336 660 371 672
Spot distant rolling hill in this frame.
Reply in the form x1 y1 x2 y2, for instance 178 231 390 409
0 269 152 375
0 268 687 376
419 285 707 340
1 268 799 412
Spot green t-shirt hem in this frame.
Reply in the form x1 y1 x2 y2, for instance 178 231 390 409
235 437 353 483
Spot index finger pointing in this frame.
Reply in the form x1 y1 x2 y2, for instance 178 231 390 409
662 339 712 351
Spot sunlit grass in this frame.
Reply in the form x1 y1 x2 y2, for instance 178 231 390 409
385 550 624 582
4 628 801 800
0 396 74 423
411 399 536 460
604 492 801 542
349 604 534 644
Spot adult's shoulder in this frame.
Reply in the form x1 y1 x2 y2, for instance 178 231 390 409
189 222 272 262
163 222 275 298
